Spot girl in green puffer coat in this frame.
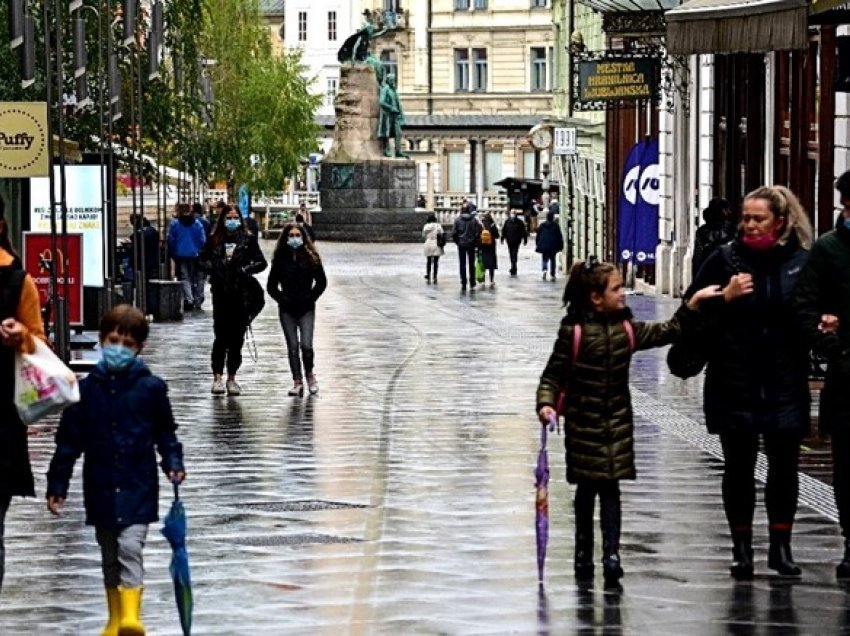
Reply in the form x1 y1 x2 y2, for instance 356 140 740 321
536 258 720 586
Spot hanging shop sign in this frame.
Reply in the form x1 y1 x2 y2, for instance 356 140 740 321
0 102 49 177
573 55 659 111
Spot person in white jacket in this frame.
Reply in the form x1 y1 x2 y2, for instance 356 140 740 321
422 214 444 284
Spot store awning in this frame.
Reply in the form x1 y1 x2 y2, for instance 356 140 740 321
666 0 812 54
576 0 679 13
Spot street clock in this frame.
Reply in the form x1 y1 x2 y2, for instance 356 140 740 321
529 125 552 150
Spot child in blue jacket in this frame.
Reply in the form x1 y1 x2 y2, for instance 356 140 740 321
46 305 185 636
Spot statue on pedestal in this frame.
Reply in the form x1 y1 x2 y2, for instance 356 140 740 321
377 74 408 158
337 10 388 75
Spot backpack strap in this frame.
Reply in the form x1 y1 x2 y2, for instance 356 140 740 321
621 319 635 352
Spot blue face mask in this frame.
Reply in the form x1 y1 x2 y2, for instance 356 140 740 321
225 219 241 231
843 217 850 231
101 344 137 370
288 237 303 249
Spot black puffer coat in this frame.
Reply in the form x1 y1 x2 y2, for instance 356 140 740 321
536 306 695 482
793 220 850 433
687 238 810 434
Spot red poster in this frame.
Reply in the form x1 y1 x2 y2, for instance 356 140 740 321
23 233 84 325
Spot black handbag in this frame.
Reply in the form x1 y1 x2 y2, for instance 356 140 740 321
666 338 708 379
243 275 265 324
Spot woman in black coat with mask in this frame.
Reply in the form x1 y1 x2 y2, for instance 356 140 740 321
685 185 812 580
199 205 267 396
267 222 327 397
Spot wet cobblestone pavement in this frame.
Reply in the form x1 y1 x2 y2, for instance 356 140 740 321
3 242 850 634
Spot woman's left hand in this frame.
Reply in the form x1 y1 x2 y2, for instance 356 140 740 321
686 285 723 310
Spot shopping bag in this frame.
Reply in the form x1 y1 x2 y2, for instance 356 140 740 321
14 339 80 424
475 254 485 283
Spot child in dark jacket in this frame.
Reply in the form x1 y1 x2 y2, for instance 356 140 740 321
46 305 185 636
536 259 719 587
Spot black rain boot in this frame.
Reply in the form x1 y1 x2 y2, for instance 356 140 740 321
433 260 438 284
730 532 754 581
600 485 623 587
837 540 850 580
768 528 802 576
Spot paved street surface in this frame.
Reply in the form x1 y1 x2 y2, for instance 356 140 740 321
3 241 850 634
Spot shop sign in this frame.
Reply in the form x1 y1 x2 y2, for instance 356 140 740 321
0 102 49 177
577 58 658 106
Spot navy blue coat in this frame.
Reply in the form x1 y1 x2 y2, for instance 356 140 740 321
46 359 184 527
535 220 564 254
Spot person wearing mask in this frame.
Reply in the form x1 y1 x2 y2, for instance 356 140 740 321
421 213 444 284
199 205 267 396
478 213 500 287
0 198 46 594
687 185 812 580
167 203 206 311
267 223 327 396
535 210 564 281
793 170 850 579
501 209 528 276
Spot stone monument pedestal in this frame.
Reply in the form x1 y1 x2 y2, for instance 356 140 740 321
317 64 424 242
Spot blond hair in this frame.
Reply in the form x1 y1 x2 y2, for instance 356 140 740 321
743 185 812 249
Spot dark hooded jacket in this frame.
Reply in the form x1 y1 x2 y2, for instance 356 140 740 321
535 213 564 254
688 236 810 434
793 217 850 432
536 305 696 482
267 246 327 317
46 359 184 527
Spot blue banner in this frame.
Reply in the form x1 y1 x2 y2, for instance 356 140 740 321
617 139 659 263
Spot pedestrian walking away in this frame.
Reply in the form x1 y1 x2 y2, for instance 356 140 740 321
793 170 850 580
167 203 207 311
199 205 267 396
535 211 564 281
295 212 316 243
0 199 46 595
422 213 444 284
501 209 528 276
686 185 813 580
45 305 185 636
479 213 499 287
267 222 327 397
536 258 719 587
452 203 481 291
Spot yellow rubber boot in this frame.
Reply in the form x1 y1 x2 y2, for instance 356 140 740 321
117 586 146 636
101 587 121 636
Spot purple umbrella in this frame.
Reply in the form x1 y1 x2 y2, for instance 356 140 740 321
535 418 556 583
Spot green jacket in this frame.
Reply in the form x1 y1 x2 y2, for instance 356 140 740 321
792 222 850 432
536 306 694 483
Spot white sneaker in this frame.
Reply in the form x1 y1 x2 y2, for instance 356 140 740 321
211 379 225 395
226 380 241 396
307 374 319 394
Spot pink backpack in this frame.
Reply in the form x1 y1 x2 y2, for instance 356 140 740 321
554 320 635 418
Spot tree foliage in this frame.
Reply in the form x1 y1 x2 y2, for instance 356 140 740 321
0 0 320 192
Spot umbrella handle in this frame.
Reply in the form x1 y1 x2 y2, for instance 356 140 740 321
172 477 180 500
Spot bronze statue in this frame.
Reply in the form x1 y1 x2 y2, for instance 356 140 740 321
377 74 407 158
337 10 388 66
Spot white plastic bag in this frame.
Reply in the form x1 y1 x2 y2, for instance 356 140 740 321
14 339 80 424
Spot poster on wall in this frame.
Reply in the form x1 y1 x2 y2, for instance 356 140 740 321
29 165 104 287
22 232 84 325
617 139 660 264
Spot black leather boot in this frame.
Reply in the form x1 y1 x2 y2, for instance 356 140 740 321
768 530 802 576
600 484 623 587
837 540 850 579
730 533 754 581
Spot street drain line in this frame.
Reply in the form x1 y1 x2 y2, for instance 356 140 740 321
632 389 839 523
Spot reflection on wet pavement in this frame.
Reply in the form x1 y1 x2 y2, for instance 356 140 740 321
1 242 848 634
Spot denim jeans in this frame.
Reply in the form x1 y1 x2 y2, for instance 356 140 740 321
541 252 557 276
176 257 203 307
280 309 316 381
457 246 477 287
